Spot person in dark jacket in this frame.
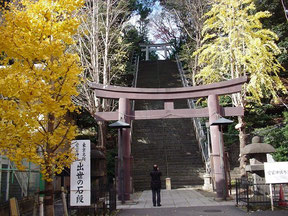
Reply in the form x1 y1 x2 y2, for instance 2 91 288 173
150 164 162 206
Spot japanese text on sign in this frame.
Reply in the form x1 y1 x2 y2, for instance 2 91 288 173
264 162 288 184
70 140 91 206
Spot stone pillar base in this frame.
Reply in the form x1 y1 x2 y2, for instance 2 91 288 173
202 173 213 191
166 178 171 190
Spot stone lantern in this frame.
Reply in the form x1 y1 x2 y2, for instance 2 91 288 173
241 136 275 193
242 136 275 177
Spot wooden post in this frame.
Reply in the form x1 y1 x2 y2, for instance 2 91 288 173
208 94 227 200
32 192 38 216
9 197 20 216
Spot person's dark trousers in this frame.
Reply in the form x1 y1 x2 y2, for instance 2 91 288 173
152 188 161 206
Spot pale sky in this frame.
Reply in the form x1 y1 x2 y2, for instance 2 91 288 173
126 1 178 59
126 1 163 43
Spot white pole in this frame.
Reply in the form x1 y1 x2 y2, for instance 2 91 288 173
269 184 274 211
39 196 44 216
61 187 68 216
164 46 167 59
145 46 149 61
5 160 10 201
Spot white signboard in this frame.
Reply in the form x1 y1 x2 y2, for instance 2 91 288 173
70 140 91 206
264 162 288 184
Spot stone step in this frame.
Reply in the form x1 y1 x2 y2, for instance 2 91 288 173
131 60 205 191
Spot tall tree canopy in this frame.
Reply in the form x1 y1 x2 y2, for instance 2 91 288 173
160 0 210 85
74 0 134 149
254 0 288 78
0 0 83 214
194 0 286 175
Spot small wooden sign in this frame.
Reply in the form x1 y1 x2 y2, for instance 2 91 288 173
9 197 20 216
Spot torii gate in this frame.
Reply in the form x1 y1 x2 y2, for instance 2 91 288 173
140 43 173 60
89 76 247 200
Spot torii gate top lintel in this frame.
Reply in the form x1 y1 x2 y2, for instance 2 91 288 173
90 76 247 121
89 76 247 100
140 43 173 60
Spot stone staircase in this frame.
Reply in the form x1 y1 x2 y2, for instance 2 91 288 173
131 60 205 191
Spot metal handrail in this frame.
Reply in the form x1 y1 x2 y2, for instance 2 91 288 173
132 56 140 88
131 55 140 111
130 55 139 193
175 55 210 173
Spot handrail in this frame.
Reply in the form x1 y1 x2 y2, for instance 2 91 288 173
131 55 139 112
130 55 139 192
175 55 210 174
132 56 140 88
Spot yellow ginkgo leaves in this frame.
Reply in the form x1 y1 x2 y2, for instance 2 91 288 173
0 0 84 181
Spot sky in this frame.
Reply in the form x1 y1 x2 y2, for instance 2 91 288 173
126 1 178 59
127 1 163 43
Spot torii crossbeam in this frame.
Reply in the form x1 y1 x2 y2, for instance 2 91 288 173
89 77 246 121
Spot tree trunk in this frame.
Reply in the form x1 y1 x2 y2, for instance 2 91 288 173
97 121 107 149
103 0 110 86
44 180 54 216
45 114 55 215
238 115 247 177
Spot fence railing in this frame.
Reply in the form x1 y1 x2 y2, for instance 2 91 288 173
175 55 210 173
11 161 29 196
0 155 41 203
235 178 288 211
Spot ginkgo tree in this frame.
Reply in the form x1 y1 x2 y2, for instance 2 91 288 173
0 0 83 215
194 0 287 176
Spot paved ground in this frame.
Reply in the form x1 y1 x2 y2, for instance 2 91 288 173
116 206 288 216
117 189 234 209
116 189 288 216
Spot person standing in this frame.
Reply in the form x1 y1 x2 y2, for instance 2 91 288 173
150 164 162 206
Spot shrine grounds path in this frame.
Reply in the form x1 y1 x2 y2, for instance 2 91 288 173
116 188 288 216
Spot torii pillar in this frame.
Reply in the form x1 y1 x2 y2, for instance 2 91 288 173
118 98 132 201
208 94 228 199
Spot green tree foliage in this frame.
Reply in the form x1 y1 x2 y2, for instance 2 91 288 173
194 0 287 175
195 0 286 104
135 0 157 40
255 0 288 71
254 112 288 161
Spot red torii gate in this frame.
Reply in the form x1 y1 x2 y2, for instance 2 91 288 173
89 76 247 200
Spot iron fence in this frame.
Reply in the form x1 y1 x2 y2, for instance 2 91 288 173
235 178 288 211
0 168 41 203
